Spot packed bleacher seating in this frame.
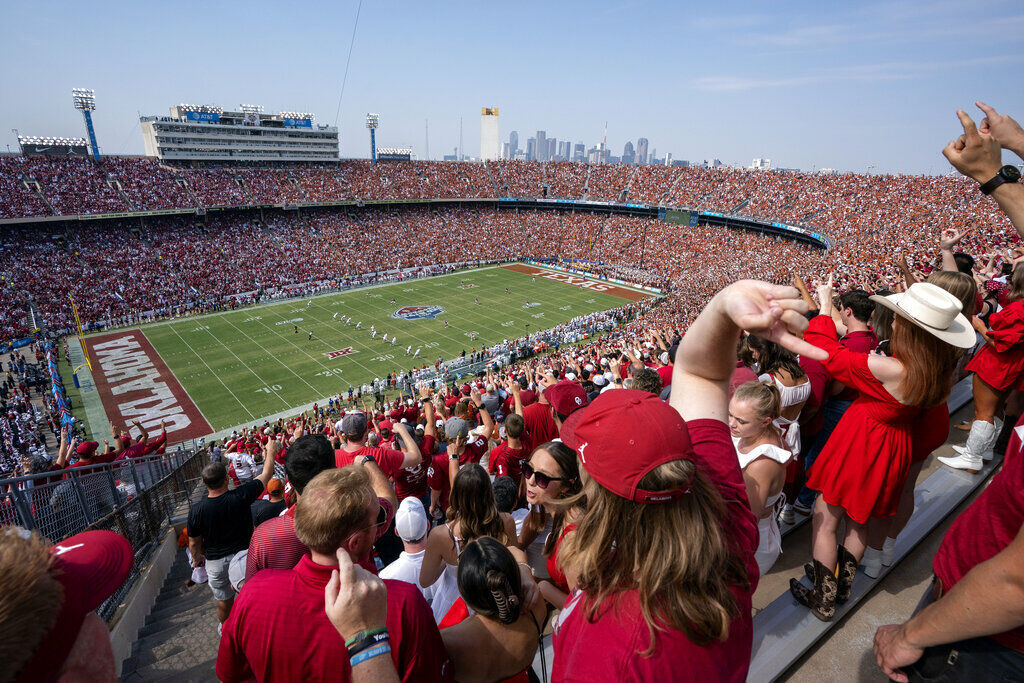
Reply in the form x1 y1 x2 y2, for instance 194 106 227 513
6 103 1024 682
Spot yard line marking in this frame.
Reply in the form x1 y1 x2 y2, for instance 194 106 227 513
166 323 257 421
219 316 329 397
188 322 291 410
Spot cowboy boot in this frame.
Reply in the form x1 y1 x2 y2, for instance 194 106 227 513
950 417 1000 462
790 559 838 621
941 419 995 473
836 545 858 603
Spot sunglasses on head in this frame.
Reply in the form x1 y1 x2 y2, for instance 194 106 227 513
523 462 571 489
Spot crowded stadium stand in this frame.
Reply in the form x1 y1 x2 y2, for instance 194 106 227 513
3 145 1024 682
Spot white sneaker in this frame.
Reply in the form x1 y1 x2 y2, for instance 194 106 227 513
881 537 896 567
861 546 882 579
778 504 795 525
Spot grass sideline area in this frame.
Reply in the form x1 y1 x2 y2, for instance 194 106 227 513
86 265 646 432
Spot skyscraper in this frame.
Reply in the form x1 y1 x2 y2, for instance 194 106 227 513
509 131 518 156
501 142 511 159
558 140 570 161
536 130 547 162
480 108 500 161
573 142 585 162
636 137 649 165
527 137 537 161
622 141 636 165
548 137 556 162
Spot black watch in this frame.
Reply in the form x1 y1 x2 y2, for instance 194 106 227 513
980 165 1022 195
361 455 376 465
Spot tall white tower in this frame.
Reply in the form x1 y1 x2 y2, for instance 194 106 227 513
480 107 500 161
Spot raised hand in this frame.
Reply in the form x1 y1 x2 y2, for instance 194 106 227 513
718 280 826 361
976 101 1024 154
942 109 1003 183
939 228 969 251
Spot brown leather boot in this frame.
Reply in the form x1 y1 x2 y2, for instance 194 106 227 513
790 559 837 621
836 545 858 604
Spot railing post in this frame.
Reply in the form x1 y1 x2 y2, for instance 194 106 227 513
105 467 123 506
9 487 36 530
69 471 94 525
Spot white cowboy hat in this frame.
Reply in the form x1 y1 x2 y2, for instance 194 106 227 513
869 282 975 349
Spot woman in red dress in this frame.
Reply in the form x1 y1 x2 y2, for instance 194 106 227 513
862 271 978 577
941 263 1024 473
791 280 973 621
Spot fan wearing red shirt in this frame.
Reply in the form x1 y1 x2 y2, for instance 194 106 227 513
335 412 421 477
395 394 439 504
552 280 823 682
218 466 450 683
487 413 531 490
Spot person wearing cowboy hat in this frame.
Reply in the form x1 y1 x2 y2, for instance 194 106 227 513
790 278 975 622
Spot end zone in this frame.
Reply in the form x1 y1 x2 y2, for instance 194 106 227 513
84 330 212 443
501 263 653 302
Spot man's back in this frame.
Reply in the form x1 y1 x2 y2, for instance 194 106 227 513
188 480 263 560
218 556 450 682
245 509 308 581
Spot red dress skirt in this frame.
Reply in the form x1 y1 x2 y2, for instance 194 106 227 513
965 300 1024 391
804 316 923 524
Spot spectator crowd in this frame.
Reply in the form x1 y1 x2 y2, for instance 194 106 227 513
2 102 1024 681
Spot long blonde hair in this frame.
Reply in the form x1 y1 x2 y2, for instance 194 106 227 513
558 459 750 654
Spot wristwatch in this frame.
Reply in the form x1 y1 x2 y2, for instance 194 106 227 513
360 455 376 465
449 452 459 461
980 165 1022 195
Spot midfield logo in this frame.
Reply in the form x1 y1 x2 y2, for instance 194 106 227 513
392 305 445 320
324 347 358 359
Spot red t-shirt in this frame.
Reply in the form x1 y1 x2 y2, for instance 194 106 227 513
458 435 488 467
797 356 831 439
522 402 558 446
335 445 406 478
551 419 757 682
656 364 673 387
932 412 1024 652
395 435 434 501
218 555 452 683
488 441 530 488
833 329 879 402
427 452 453 512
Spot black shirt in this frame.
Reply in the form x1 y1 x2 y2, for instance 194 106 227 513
187 479 264 560
250 498 287 528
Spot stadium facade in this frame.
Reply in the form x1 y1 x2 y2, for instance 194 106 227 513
140 104 338 163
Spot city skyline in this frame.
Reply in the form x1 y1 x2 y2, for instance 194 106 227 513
1 1 1022 174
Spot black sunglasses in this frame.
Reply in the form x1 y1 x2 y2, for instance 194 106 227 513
523 462 571 489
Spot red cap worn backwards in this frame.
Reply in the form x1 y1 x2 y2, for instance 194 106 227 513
560 389 693 504
543 380 588 417
17 530 133 682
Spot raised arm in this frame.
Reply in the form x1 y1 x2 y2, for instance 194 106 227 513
670 281 822 423
470 386 494 438
392 422 422 470
939 228 970 273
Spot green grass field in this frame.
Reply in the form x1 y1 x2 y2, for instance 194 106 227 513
132 265 639 431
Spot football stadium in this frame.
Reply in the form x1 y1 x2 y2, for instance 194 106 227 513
2 3 1024 682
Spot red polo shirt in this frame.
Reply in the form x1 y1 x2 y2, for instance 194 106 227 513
218 555 451 682
488 441 530 489
932 412 1024 652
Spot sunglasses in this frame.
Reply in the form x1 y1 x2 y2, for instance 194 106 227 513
523 462 571 489
358 504 388 532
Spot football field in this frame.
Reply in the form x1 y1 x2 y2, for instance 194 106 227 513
82 264 652 440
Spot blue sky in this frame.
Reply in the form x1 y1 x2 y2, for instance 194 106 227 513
1 0 1022 173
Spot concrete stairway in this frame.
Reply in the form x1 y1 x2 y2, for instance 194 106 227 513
119 548 220 682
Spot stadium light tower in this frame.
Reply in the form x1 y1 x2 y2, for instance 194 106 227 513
72 88 100 162
366 113 379 164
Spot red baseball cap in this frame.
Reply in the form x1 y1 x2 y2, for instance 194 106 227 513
17 530 133 682
379 420 394 431
75 441 98 457
461 384 472 396
543 381 588 417
560 389 693 504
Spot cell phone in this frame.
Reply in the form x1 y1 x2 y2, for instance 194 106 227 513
876 340 891 356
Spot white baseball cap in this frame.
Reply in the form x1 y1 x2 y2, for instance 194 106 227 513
395 498 429 542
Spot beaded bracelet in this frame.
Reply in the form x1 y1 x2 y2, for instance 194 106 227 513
350 642 391 668
344 627 388 649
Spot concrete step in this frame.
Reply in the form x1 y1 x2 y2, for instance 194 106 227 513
138 601 216 638
144 588 213 625
123 611 218 675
